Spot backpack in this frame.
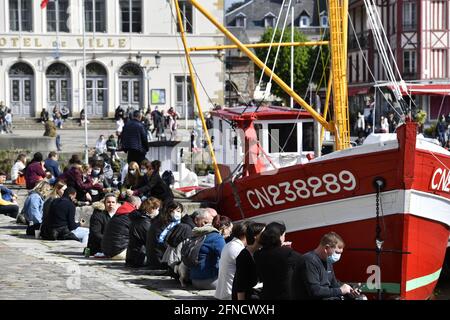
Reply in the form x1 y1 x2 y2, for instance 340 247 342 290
162 170 175 186
180 234 207 268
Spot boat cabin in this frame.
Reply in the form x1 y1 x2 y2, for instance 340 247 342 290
210 105 315 178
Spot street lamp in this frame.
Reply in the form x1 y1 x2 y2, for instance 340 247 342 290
136 52 161 111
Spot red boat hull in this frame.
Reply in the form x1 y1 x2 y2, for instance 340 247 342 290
193 122 450 299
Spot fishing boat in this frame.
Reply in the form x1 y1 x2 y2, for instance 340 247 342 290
172 0 450 299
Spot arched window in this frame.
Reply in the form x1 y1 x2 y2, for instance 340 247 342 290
9 62 33 76
119 63 142 77
46 63 70 77
85 62 107 76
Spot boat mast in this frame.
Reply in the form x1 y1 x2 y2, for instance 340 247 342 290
173 0 223 184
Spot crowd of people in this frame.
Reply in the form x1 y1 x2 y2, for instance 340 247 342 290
0 101 13 134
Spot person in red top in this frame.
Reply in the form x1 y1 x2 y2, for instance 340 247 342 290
59 161 104 202
25 152 48 190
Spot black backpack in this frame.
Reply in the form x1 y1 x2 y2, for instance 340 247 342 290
162 170 175 186
181 234 207 268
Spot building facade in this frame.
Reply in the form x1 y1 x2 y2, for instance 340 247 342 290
348 0 450 122
224 0 327 106
0 0 225 119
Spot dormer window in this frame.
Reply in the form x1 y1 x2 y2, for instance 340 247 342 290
299 15 310 28
235 13 247 28
264 12 276 28
320 15 328 27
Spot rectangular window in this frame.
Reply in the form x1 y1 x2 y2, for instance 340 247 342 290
177 1 193 34
302 122 314 152
9 0 32 32
403 2 417 30
85 0 106 32
47 0 69 32
431 1 448 30
120 0 142 33
403 50 416 75
175 76 193 118
268 123 298 153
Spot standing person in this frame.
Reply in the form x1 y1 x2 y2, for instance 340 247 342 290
25 152 48 190
0 102 5 134
53 108 64 129
86 194 118 256
101 196 141 260
44 151 61 179
42 187 89 243
168 107 179 140
232 222 266 300
215 221 250 300
79 108 89 127
121 110 149 164
253 222 302 300
115 105 125 121
132 160 173 202
4 109 13 133
116 117 124 147
126 197 161 267
292 232 357 300
151 106 163 139
43 119 62 151
11 153 27 186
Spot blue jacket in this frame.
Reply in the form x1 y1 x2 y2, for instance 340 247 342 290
190 226 225 281
120 119 149 154
0 185 14 202
44 158 61 178
23 192 45 224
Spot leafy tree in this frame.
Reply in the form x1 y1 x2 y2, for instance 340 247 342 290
255 27 318 103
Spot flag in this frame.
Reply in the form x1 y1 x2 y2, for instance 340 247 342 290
40 0 49 9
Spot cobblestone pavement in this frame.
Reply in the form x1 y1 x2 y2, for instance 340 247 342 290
0 215 215 300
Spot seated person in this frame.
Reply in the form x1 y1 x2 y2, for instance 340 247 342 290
59 161 104 202
22 181 53 236
44 151 61 179
41 187 89 243
25 152 49 190
126 197 161 267
10 154 27 186
101 196 141 260
132 160 173 203
0 170 19 218
86 194 118 256
292 232 357 300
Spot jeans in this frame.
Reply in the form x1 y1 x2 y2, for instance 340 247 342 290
56 134 62 151
71 227 89 244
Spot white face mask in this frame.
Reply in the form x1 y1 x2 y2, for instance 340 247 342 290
129 170 136 175
93 169 101 176
141 169 148 175
149 208 159 219
172 209 182 221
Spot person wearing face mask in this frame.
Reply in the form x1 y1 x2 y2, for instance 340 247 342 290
126 197 161 267
292 232 355 300
133 160 173 203
146 201 184 269
86 194 118 256
123 162 143 194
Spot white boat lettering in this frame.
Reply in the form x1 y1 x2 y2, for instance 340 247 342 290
431 168 450 193
246 171 357 209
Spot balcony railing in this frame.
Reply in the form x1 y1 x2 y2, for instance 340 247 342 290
348 31 369 50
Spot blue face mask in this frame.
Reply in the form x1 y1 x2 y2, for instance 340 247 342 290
327 251 342 264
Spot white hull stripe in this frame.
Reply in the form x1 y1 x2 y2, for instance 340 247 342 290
244 189 450 233
406 269 442 292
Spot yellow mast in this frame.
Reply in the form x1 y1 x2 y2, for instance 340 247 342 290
174 0 350 159
173 0 222 184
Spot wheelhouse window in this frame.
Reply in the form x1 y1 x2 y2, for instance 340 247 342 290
47 0 69 32
120 0 142 33
176 1 193 34
9 0 33 32
268 123 298 153
302 122 314 152
85 0 106 32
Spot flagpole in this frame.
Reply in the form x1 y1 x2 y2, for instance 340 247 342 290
55 0 60 58
82 0 89 164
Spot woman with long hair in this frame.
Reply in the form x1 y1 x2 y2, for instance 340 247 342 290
133 160 173 202
253 222 302 300
22 180 53 236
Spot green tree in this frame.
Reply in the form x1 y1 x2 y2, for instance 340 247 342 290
254 28 315 103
